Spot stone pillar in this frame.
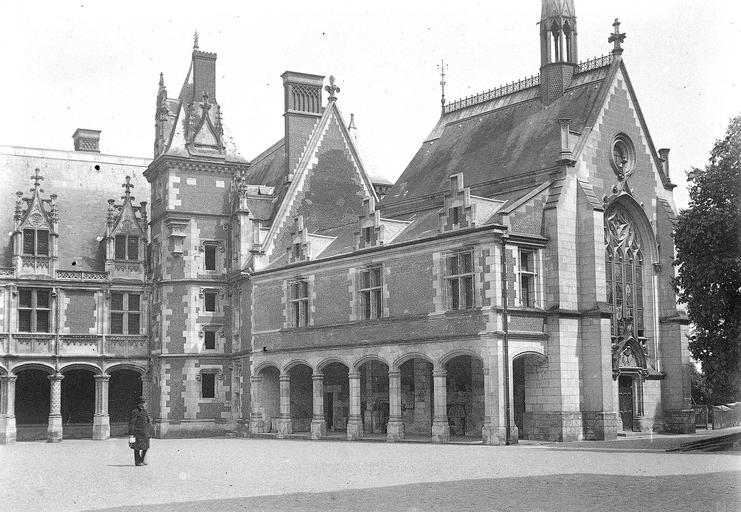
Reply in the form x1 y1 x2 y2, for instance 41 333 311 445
346 371 363 440
310 373 326 440
431 368 449 443
92 375 111 440
47 373 64 443
364 365 374 432
386 370 404 442
275 374 292 438
0 375 17 444
140 373 152 404
249 376 264 434
482 364 506 445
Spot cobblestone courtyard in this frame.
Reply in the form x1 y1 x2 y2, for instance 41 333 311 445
1 434 739 511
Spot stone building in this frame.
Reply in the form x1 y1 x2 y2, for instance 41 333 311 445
0 0 694 444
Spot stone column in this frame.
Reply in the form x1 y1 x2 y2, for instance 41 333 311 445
364 365 374 432
249 376 264 434
346 371 363 440
386 370 404 442
275 374 292 438
47 373 64 443
310 373 326 440
0 375 17 444
92 374 111 440
431 368 449 443
140 373 153 404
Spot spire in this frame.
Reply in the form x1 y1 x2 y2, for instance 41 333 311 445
193 30 199 50
608 18 626 55
159 72 164 88
540 0 578 66
324 75 340 101
437 59 447 112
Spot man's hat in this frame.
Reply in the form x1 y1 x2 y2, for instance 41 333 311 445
136 396 146 404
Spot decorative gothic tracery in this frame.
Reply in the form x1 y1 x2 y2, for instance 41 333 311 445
605 205 648 376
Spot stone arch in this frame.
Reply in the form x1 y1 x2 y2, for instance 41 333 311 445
104 363 147 376
352 354 390 371
392 352 434 371
0 364 7 377
253 361 281 375
282 359 314 374
438 349 483 367
59 362 103 376
316 357 349 372
604 194 658 262
11 362 55 376
511 348 546 361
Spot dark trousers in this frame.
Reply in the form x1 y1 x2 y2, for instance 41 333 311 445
134 449 148 465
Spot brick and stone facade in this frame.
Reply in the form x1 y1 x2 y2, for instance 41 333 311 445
0 1 694 445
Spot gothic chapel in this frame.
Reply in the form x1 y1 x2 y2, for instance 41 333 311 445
0 1 693 444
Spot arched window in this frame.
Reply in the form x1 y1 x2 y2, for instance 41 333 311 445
605 206 644 339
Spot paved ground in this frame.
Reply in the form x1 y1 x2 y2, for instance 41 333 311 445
1 431 739 512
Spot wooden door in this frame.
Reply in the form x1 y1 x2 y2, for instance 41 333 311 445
618 375 634 431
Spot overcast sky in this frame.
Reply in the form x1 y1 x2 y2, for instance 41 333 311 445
2 0 740 210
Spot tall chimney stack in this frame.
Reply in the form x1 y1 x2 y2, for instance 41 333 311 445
72 128 101 153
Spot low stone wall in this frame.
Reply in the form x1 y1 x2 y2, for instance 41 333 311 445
522 411 583 441
664 409 695 434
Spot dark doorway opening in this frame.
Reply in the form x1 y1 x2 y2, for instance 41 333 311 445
109 370 142 436
618 375 634 432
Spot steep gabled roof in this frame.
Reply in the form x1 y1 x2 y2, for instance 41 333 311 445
381 59 614 209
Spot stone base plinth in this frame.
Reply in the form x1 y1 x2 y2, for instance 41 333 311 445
431 421 450 444
386 420 405 442
481 424 519 445
92 415 110 440
0 417 16 444
47 415 63 443
664 409 695 434
346 417 363 441
310 419 326 440
523 411 584 442
275 418 292 439
583 411 620 440
155 419 233 438
249 414 265 435
634 415 665 433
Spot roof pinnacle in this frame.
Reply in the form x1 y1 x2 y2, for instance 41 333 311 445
609 18 626 54
159 72 164 88
325 75 340 101
437 59 448 112
30 168 44 192
122 175 134 198
193 30 199 50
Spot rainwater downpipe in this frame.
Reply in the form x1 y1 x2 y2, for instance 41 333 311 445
500 232 511 445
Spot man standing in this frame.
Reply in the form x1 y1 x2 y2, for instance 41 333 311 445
128 396 153 466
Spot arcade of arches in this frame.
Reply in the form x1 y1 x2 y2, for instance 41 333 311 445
0 366 145 442
249 353 535 444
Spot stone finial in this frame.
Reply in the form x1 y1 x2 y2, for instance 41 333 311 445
122 175 134 198
159 72 164 88
30 168 44 192
437 59 447 112
324 75 340 101
193 30 199 50
609 18 626 54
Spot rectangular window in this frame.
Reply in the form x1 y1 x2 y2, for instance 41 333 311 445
359 265 383 319
204 292 217 312
115 235 139 260
362 227 373 245
17 288 51 332
519 250 537 308
289 280 309 327
110 292 140 334
22 229 49 256
451 206 461 226
446 251 474 310
201 373 216 399
204 245 216 271
204 330 216 350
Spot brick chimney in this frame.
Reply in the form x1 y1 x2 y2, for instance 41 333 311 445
72 128 101 153
192 49 217 103
281 71 325 177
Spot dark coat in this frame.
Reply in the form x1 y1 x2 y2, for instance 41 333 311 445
128 406 153 450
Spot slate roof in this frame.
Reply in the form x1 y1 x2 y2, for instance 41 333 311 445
0 146 150 271
381 63 613 207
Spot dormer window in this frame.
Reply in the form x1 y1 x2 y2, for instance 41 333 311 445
362 227 373 245
451 206 462 226
114 235 139 261
22 229 49 256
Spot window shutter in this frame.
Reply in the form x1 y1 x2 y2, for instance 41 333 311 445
36 231 49 256
23 229 35 255
115 235 126 259
127 236 139 261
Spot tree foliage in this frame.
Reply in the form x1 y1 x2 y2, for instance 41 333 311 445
674 115 741 404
